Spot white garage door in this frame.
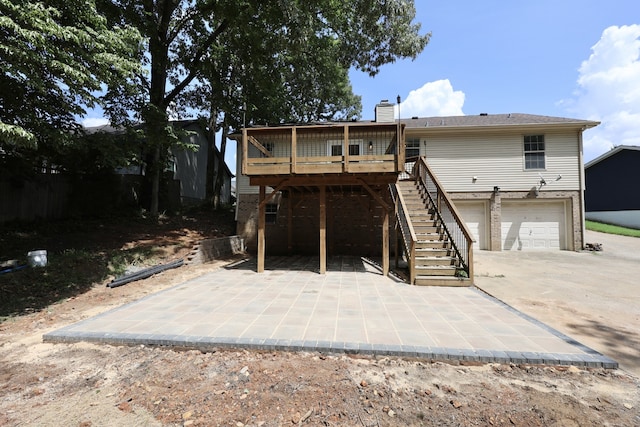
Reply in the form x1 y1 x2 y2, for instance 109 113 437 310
501 201 566 250
454 201 487 250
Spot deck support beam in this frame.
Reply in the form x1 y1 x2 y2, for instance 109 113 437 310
382 208 389 276
319 185 327 274
257 185 266 273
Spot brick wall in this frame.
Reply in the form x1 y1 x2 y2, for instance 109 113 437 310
237 189 393 256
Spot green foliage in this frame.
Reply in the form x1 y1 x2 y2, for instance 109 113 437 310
0 0 141 174
98 0 429 213
586 221 640 237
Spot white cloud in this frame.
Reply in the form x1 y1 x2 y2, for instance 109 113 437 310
396 79 465 118
81 117 109 128
568 25 640 162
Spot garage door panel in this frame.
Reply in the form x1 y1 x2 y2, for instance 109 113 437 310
455 201 487 250
501 201 566 251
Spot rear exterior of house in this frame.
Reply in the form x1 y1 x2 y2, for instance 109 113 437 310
403 114 599 251
234 106 598 284
584 146 640 229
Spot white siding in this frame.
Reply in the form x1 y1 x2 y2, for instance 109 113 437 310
410 130 581 193
172 126 208 200
236 140 258 195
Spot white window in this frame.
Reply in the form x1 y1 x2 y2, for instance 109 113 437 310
261 142 274 158
406 138 420 160
327 139 363 156
265 203 278 224
524 135 545 170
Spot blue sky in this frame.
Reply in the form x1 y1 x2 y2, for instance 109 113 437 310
351 1 640 164
83 1 640 172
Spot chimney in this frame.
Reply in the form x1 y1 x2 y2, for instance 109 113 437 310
374 100 395 123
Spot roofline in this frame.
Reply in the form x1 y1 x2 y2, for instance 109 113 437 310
405 121 600 133
585 145 640 169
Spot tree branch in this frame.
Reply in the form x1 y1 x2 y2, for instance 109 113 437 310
164 18 229 105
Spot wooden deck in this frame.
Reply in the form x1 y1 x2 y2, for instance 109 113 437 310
242 122 405 178
240 121 406 278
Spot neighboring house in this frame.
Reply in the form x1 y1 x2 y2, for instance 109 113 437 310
233 103 598 284
584 145 640 229
87 120 234 206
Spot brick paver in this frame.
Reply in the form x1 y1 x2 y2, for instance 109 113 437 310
43 256 617 368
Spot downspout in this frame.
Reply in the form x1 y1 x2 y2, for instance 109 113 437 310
578 128 586 250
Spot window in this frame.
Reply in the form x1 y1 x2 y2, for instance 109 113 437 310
265 203 278 224
406 138 420 160
327 140 362 156
524 135 545 170
260 142 274 158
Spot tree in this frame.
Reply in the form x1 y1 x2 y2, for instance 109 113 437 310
0 0 140 177
99 0 430 214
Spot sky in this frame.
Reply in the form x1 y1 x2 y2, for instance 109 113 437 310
82 1 640 172
350 0 640 164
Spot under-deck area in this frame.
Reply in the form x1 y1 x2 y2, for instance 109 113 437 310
240 122 405 275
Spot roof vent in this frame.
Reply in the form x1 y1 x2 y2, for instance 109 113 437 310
480 113 488 116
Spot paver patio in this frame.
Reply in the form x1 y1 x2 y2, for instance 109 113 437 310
44 256 617 368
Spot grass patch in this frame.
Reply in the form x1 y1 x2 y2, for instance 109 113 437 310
586 220 640 238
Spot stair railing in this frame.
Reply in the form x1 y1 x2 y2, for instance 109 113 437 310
390 183 417 284
413 157 474 281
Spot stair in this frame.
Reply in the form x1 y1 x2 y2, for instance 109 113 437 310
396 180 471 286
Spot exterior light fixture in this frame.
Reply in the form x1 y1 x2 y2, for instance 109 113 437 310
369 141 373 151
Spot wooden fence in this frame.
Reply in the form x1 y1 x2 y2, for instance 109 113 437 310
0 174 178 223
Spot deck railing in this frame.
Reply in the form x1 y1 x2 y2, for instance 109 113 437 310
414 157 474 280
390 182 417 284
242 123 404 176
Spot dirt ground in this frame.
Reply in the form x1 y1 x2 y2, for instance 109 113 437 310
1 220 639 426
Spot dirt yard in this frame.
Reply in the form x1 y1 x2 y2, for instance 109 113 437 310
1 215 639 426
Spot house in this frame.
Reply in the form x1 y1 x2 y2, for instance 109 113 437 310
233 103 598 284
584 145 640 229
87 120 234 206
402 113 599 251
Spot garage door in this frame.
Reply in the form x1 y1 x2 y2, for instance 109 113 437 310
501 201 566 250
454 201 487 250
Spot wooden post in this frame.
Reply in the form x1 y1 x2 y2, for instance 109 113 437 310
242 128 248 175
258 185 266 273
394 199 400 269
291 127 297 174
319 185 326 274
382 208 389 276
343 125 349 173
288 190 293 255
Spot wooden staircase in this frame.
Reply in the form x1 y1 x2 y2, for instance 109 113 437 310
396 180 471 286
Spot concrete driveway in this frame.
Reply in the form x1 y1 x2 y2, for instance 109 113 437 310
474 230 640 377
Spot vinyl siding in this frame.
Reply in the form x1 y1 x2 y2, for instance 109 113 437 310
411 129 581 193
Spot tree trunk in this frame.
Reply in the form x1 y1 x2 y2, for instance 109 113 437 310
205 109 218 205
212 123 229 209
150 144 161 215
